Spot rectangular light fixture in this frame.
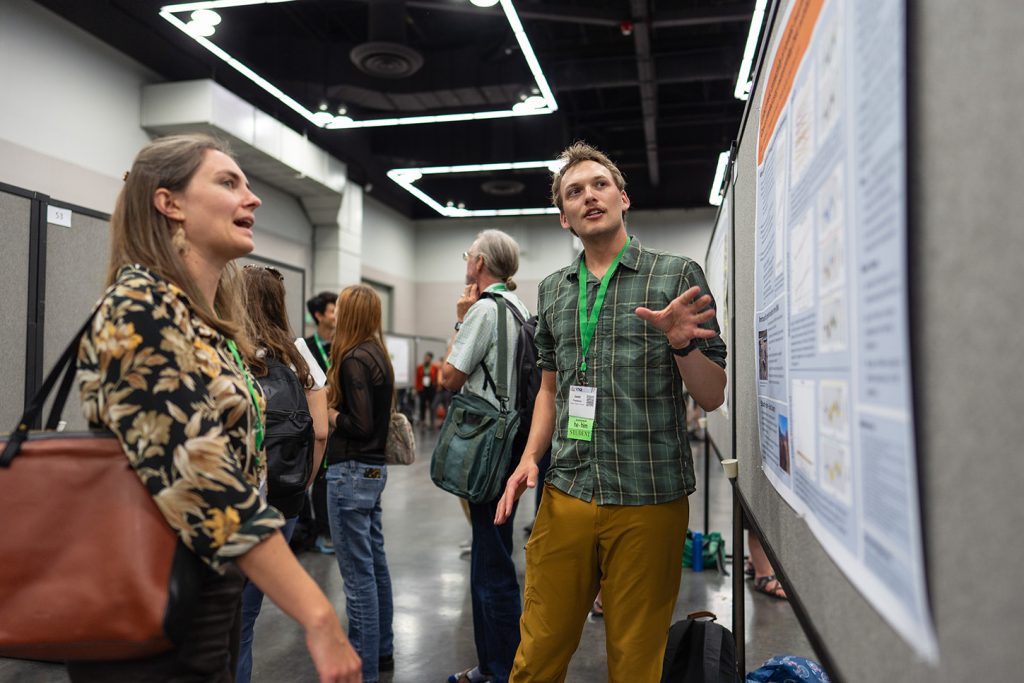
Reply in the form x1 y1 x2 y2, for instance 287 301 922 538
708 150 731 206
387 160 564 218
160 0 558 129
734 0 768 101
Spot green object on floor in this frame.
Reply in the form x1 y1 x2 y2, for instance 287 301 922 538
683 530 728 574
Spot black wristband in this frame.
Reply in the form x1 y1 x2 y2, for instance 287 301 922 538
670 339 699 357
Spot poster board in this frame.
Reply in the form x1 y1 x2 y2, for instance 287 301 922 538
751 0 933 656
726 0 1024 679
705 188 733 455
0 189 32 427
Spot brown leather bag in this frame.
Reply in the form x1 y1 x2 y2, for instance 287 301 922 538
0 313 200 662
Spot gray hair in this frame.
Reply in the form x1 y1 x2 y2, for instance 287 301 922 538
473 229 520 291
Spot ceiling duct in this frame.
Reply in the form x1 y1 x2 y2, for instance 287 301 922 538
350 0 424 79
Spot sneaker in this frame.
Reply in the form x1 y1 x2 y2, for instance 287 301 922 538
379 654 394 672
459 539 472 557
447 667 491 683
315 537 335 555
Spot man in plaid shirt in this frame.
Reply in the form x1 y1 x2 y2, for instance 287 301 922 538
495 142 727 682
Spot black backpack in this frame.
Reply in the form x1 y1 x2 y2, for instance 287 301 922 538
480 292 541 451
660 611 739 683
256 357 314 508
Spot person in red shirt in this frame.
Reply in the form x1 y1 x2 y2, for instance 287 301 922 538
415 352 440 427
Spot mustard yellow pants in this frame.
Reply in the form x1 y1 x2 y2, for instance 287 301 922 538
510 485 689 683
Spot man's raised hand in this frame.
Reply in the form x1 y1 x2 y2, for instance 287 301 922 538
635 285 717 349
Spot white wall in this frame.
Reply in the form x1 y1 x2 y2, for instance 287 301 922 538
361 195 418 334
0 0 157 210
0 0 318 308
0 0 717 344
408 208 716 339
248 177 314 289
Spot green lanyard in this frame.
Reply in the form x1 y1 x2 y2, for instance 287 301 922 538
313 332 331 370
489 283 508 292
577 238 631 377
225 339 265 459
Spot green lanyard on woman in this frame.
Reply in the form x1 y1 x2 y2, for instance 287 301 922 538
225 339 265 464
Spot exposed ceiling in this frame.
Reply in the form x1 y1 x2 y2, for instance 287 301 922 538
34 0 754 219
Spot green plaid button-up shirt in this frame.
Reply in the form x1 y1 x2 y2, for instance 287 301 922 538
535 236 727 506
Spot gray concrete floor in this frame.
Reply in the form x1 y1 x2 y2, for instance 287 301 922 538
0 427 813 682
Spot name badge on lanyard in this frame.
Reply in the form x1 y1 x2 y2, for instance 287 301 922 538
569 237 630 442
567 385 597 441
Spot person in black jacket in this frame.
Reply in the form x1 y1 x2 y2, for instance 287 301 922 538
325 284 396 683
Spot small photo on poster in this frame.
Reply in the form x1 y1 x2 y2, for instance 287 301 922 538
759 329 770 380
778 413 791 474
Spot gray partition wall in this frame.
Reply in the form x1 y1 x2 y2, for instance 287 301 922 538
708 0 1024 680
0 188 33 427
41 205 112 431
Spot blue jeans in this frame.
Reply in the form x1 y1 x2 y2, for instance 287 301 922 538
327 461 394 683
469 498 521 683
235 517 298 683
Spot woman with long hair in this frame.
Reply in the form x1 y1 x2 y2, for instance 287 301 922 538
325 284 396 683
72 134 360 682
236 263 331 682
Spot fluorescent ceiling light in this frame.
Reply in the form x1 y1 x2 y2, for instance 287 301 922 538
186 20 216 37
160 0 558 129
708 151 730 206
387 161 561 218
190 9 221 25
734 0 768 101
470 0 501 6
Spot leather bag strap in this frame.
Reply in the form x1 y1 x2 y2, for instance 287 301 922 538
2 307 99 467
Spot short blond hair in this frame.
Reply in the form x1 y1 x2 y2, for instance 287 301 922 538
550 141 626 211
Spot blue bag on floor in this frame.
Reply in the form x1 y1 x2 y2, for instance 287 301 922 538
745 655 830 682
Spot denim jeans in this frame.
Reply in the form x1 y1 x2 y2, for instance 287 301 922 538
327 460 394 683
468 497 521 683
234 517 298 683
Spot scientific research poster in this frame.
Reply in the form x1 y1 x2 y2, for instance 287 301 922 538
753 0 935 658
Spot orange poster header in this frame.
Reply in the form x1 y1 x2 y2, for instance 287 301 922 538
758 0 825 165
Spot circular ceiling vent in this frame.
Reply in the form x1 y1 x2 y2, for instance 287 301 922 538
350 42 424 79
481 179 526 196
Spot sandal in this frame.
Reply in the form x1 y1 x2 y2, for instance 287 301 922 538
753 575 788 601
590 596 604 617
744 558 755 579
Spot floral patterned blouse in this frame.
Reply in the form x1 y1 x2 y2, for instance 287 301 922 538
77 265 284 572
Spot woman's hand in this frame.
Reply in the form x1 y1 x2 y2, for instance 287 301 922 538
236 533 362 682
305 614 363 683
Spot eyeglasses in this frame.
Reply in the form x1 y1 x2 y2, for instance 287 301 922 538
243 263 284 282
463 251 482 262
